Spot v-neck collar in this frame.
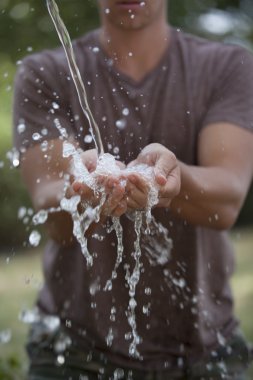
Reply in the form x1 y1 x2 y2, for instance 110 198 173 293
91 27 175 90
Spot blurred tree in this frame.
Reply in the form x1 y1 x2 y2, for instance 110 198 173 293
0 0 99 62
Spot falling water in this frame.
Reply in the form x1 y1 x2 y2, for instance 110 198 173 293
46 0 104 156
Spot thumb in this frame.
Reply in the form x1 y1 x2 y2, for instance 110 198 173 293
127 159 138 168
154 155 171 186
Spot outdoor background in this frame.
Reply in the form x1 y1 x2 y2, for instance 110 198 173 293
0 0 253 379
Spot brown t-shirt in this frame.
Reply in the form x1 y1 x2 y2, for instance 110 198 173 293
13 28 253 370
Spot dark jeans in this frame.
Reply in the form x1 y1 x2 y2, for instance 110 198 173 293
26 323 253 380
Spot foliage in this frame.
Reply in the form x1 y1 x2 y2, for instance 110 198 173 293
0 59 32 248
0 0 100 63
237 184 253 227
0 159 32 248
0 356 24 380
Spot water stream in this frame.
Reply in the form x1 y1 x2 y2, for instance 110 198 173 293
46 0 104 156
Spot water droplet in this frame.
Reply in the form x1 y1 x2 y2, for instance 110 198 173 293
56 355 65 366
106 328 114 347
129 298 137 309
92 46 100 53
105 8 110 14
89 280 101 296
18 207 27 219
144 287 151 295
177 357 184 368
122 108 129 116
6 148 20 168
142 305 150 315
0 329 12 344
54 333 71 353
113 368 124 379
113 147 120 155
125 332 132 340
115 119 127 130
17 122 26 134
19 308 40 324
52 101 60 109
33 210 48 225
172 277 186 289
84 134 93 143
29 230 41 247
32 132 42 141
40 141 49 152
217 332 226 346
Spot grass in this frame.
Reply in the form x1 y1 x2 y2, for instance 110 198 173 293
0 60 13 154
231 229 253 342
0 228 253 378
0 249 42 378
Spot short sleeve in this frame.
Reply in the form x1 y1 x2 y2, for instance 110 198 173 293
13 50 76 152
201 46 253 133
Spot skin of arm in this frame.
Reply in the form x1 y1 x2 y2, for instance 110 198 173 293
126 122 253 230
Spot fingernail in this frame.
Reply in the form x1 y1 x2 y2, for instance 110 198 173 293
73 182 81 192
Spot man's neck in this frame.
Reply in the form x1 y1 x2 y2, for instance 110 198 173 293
99 21 171 82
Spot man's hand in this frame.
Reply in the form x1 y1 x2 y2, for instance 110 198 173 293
72 149 128 217
126 143 181 210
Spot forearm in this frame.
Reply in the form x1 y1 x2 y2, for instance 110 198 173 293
34 179 76 245
34 178 103 245
170 162 244 229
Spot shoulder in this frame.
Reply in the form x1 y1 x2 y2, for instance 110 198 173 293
174 28 253 72
16 29 99 80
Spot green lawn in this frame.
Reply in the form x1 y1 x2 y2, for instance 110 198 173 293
0 229 253 378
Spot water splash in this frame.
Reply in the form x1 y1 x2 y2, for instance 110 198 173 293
125 211 143 358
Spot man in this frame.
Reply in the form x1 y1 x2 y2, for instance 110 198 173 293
13 0 253 379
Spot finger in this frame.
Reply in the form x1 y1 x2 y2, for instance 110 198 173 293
115 160 126 170
158 169 181 199
65 185 77 199
80 149 98 172
127 173 149 193
127 159 138 168
127 196 144 210
111 201 128 217
154 152 177 183
101 184 126 216
72 181 100 206
126 184 148 209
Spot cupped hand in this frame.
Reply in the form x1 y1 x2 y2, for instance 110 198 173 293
127 143 181 208
71 149 128 217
